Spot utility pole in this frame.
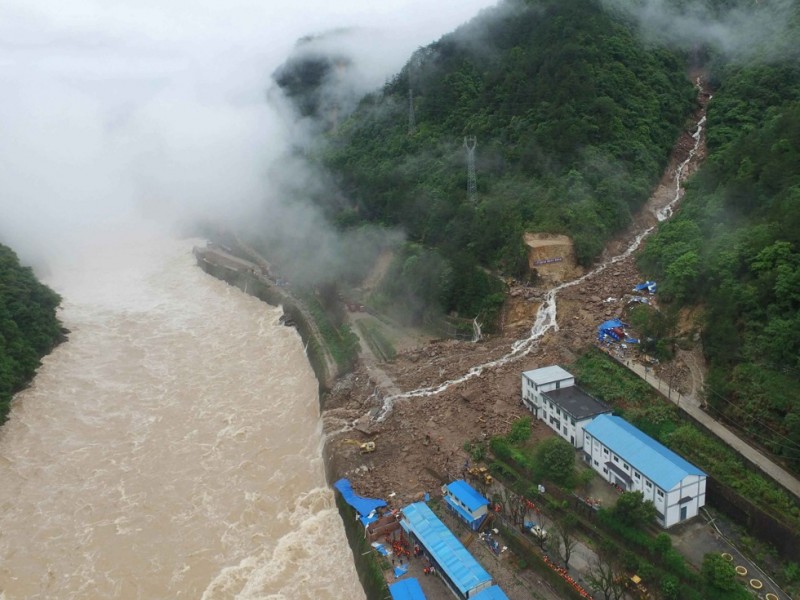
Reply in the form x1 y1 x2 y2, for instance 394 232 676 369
464 135 477 201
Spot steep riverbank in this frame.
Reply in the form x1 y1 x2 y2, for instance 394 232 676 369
193 245 338 392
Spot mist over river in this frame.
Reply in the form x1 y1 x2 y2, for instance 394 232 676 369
0 231 364 599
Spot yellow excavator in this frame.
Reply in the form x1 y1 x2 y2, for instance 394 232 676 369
467 465 493 486
341 439 376 454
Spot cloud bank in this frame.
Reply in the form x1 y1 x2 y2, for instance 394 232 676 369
0 0 499 270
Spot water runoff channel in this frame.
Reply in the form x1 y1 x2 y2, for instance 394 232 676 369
372 108 707 422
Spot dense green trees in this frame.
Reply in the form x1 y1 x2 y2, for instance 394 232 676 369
638 31 800 469
318 0 695 324
0 244 63 423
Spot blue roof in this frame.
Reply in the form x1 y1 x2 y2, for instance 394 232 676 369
389 578 426 600
444 495 485 527
471 585 510 600
445 480 489 512
400 502 492 595
333 479 387 520
584 415 706 490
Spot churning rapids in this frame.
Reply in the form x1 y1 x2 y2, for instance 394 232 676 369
0 232 364 600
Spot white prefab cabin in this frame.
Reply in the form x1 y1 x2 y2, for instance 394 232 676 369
521 366 610 448
583 414 707 528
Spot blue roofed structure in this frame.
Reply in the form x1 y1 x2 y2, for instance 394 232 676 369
333 478 387 526
583 414 707 528
389 578 427 600
470 585 510 600
443 480 490 531
400 502 493 599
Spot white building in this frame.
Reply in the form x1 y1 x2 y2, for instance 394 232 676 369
521 366 610 448
583 414 707 528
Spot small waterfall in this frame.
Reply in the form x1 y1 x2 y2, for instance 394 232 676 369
472 317 483 343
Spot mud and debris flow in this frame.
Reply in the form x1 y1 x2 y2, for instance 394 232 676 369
372 100 708 422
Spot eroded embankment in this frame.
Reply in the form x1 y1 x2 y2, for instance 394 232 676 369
193 247 336 391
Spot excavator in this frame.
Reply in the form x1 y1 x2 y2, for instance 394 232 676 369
467 465 493 486
340 439 376 454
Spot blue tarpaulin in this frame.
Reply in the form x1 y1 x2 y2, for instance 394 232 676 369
633 281 657 294
389 578 426 600
598 319 624 331
598 319 631 343
393 564 409 578
371 542 390 556
334 479 387 525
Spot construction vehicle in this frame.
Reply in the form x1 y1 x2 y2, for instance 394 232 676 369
341 439 376 454
624 574 651 599
467 465 493 486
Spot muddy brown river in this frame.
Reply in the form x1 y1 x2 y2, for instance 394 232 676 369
0 231 363 600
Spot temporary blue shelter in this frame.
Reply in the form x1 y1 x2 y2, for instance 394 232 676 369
333 478 387 526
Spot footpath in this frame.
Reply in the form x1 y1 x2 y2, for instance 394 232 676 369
616 356 800 501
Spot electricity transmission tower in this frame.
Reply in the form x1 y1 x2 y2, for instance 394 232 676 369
408 86 416 135
464 136 477 201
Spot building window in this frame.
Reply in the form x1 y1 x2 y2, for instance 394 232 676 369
634 472 641 480
623 463 629 471
556 408 561 416
657 490 664 498
612 455 619 464
603 468 608 474
593 460 599 466
646 481 652 489
603 448 609 456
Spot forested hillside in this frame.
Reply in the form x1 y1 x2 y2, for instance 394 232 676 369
0 244 63 423
316 0 696 325
638 2 800 470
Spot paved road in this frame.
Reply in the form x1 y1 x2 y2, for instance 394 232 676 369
617 356 800 501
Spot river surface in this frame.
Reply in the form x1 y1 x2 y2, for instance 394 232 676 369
0 230 363 600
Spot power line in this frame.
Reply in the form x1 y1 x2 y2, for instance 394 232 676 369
702 384 800 454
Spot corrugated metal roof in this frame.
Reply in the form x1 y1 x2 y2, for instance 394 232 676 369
445 480 489 512
471 585 510 600
522 365 573 385
389 578 427 600
401 503 492 596
584 414 705 490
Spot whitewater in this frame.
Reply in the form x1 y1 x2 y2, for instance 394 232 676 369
0 231 364 600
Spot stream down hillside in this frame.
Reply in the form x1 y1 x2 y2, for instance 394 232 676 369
323 79 711 511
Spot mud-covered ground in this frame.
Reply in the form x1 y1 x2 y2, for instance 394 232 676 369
323 86 710 511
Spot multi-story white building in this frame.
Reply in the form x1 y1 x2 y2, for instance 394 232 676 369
583 414 707 528
521 365 610 448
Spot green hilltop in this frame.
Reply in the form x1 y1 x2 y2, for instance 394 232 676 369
321 0 696 324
